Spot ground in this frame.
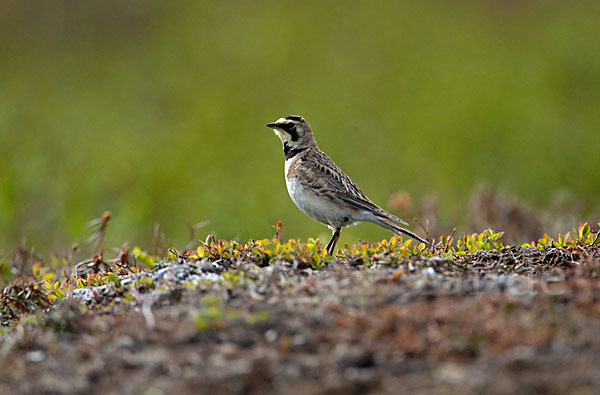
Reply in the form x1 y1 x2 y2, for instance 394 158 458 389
0 242 599 394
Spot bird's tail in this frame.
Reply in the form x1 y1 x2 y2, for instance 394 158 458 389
370 212 429 246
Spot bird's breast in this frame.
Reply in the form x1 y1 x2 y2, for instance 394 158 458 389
284 171 360 228
284 158 292 178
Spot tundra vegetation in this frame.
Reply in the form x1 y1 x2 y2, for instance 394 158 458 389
0 214 598 393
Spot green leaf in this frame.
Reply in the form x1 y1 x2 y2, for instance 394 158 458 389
109 273 121 287
578 222 591 239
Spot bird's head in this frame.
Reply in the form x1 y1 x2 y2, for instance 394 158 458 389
266 115 316 150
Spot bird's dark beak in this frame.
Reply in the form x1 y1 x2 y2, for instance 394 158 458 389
266 122 279 129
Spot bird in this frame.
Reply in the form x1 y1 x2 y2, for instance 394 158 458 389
266 115 428 255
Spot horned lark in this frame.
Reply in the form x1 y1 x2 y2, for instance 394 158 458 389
266 115 428 255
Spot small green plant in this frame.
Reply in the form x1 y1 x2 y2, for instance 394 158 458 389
42 280 66 303
454 229 505 256
1 219 598 327
132 247 157 269
522 222 599 249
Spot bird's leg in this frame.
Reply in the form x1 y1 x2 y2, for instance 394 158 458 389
325 227 341 256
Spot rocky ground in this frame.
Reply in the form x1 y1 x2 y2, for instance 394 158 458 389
1 246 599 394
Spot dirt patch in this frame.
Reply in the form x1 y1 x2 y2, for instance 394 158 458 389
1 246 599 394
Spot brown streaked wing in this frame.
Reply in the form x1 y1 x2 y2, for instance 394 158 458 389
297 149 383 213
302 149 410 226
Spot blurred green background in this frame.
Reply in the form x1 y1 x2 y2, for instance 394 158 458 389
1 0 599 255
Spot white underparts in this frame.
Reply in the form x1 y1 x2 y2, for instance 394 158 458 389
285 168 362 229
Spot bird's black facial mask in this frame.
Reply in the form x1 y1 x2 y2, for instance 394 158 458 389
284 123 299 142
267 118 301 147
